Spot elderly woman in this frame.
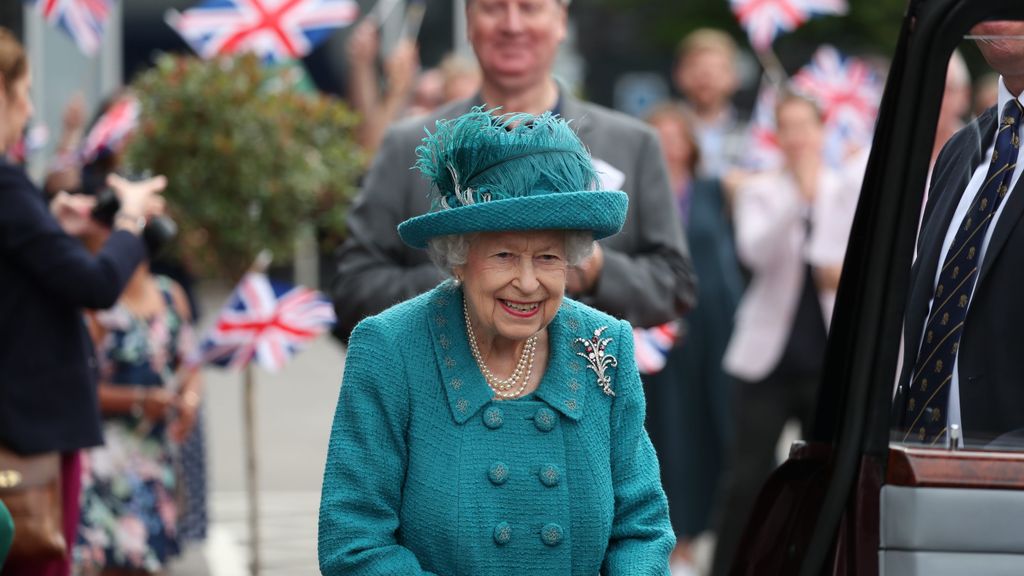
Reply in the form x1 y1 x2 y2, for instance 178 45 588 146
318 109 674 575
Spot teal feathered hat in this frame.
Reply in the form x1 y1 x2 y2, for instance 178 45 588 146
397 107 628 249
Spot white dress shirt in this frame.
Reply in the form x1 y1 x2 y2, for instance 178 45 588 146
919 78 1024 445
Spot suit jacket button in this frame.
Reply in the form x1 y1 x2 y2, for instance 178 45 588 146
488 462 509 485
483 406 504 429
534 407 556 432
541 523 563 546
539 464 561 487
493 522 512 546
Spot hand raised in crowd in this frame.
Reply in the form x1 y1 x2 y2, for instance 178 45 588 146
107 173 167 219
385 38 419 100
62 91 87 137
50 190 99 237
347 18 379 68
791 154 822 203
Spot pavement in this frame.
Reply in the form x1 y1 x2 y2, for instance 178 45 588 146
168 282 347 576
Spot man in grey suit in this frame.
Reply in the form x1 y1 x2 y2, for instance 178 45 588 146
331 0 696 339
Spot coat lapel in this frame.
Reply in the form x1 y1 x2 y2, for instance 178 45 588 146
533 300 589 422
428 283 493 425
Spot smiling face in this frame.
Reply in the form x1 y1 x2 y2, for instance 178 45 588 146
466 0 567 94
455 229 567 344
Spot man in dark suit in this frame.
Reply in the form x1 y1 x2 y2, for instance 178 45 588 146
894 21 1024 448
330 0 696 340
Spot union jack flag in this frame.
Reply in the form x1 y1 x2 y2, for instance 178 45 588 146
730 0 848 51
27 0 114 56
633 321 681 376
746 79 783 171
201 272 336 372
793 45 884 165
166 0 360 63
80 94 139 163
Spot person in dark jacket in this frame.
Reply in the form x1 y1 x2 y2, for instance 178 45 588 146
0 27 166 576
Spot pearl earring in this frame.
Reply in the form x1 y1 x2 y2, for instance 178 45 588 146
453 276 462 287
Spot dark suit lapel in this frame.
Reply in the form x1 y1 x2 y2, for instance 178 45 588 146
904 109 995 368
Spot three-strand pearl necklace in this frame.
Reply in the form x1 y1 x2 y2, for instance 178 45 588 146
464 301 538 399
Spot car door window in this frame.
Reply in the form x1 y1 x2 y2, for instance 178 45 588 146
890 26 1024 454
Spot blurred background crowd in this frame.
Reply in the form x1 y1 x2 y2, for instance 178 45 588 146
0 0 1007 575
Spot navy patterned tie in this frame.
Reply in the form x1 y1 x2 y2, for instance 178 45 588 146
901 99 1024 445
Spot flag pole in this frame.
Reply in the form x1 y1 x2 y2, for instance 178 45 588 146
754 45 789 87
243 250 272 576
244 363 260 576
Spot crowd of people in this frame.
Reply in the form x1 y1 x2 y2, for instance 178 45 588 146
0 0 1017 574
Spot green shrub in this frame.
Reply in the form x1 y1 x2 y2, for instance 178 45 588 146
126 53 363 280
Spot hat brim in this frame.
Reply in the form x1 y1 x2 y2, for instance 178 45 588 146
398 190 628 249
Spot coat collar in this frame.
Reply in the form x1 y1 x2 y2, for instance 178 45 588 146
426 282 599 425
457 84 592 138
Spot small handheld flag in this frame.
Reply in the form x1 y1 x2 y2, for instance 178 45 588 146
730 0 847 52
792 45 883 165
201 272 336 372
747 80 783 171
80 95 140 163
633 321 681 376
166 0 360 63
27 0 115 57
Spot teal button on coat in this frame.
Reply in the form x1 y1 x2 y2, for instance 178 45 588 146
319 282 674 575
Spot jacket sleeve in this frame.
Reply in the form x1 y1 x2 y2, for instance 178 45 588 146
1 176 144 310
318 316 438 576
602 319 675 575
734 175 804 272
584 130 697 327
330 127 446 340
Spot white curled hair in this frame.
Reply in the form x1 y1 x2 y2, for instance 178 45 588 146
427 231 595 276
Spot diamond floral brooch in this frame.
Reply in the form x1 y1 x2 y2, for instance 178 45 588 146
575 326 618 397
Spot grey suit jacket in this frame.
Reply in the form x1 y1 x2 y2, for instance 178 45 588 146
331 93 697 339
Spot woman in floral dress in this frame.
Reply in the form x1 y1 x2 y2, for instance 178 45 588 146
75 250 203 576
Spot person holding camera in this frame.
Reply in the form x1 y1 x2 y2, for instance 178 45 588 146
72 214 201 575
0 27 166 576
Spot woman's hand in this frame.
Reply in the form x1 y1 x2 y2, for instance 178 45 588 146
50 191 99 237
385 39 418 100
169 388 201 443
107 173 167 221
347 19 379 69
140 387 175 422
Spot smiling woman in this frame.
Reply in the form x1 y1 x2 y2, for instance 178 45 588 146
318 108 675 575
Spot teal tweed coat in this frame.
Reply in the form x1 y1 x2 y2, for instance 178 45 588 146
319 281 674 575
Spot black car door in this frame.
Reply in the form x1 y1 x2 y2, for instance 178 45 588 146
731 1 1024 575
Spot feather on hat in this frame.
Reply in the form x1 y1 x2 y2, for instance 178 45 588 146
398 107 628 249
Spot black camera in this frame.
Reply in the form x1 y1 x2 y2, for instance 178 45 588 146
90 187 177 258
